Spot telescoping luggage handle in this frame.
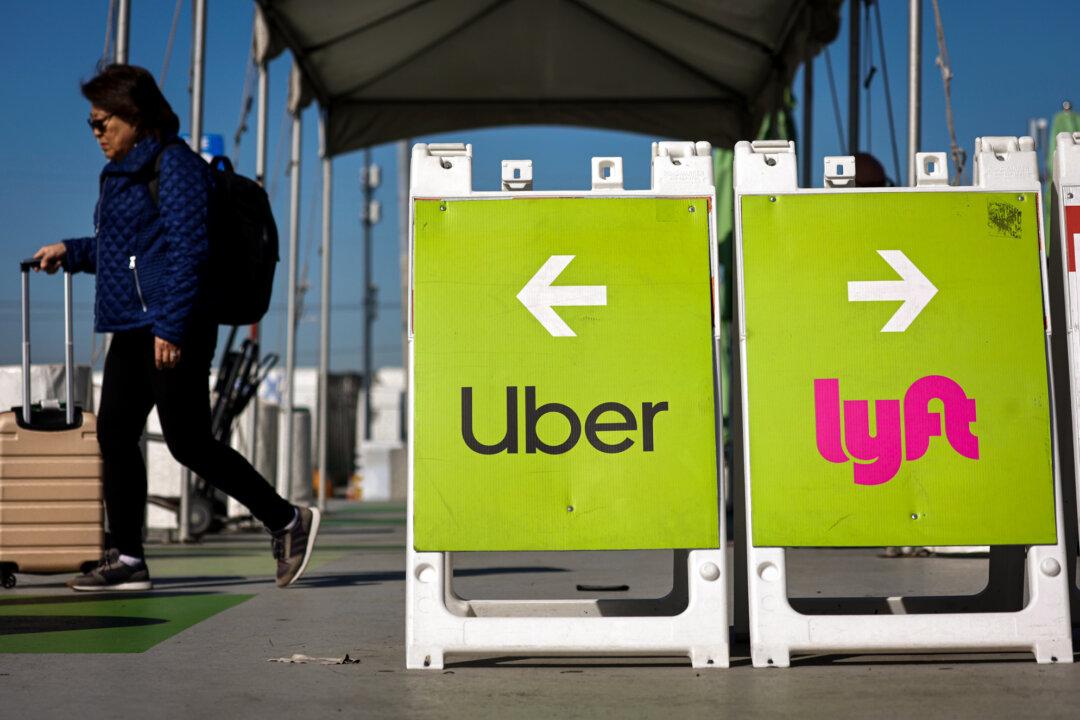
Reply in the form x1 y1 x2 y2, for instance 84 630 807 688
19 259 75 427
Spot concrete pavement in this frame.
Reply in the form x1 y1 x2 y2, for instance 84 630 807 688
1 501 1078 719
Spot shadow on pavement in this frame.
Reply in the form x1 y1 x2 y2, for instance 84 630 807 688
446 655 692 669
17 566 569 593
291 566 569 589
788 652 1038 667
151 576 275 590
449 649 1050 669
725 641 1043 667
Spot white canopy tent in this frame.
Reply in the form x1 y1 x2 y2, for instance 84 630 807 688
256 0 841 155
246 0 842 507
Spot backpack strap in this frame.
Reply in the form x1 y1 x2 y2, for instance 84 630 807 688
146 138 189 207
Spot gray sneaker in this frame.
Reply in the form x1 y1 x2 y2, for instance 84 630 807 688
67 549 152 592
271 506 321 588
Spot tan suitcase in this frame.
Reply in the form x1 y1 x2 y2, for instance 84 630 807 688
0 262 103 588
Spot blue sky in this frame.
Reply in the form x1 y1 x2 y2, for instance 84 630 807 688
1 1 1077 374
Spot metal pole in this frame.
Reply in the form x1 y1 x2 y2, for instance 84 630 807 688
190 0 207 155
363 149 374 442
280 100 302 500
102 0 133 358
801 60 813 188
176 0 207 531
1028 117 1045 183
398 140 410 384
1035 118 1049 183
255 61 269 188
1029 118 1040 181
247 56 269 470
907 0 922 186
848 0 861 156
317 114 332 512
115 0 130 64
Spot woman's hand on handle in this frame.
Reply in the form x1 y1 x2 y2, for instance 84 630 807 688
32 243 67 274
155 337 181 370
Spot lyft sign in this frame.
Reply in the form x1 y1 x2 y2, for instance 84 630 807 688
739 191 1056 547
813 375 979 486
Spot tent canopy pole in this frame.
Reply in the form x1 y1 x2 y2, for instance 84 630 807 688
847 0 860 155
908 0 922 185
189 0 206 154
115 0 130 64
280 65 303 501
802 59 813 187
317 113 332 512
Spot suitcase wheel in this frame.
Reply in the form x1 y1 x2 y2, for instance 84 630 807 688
188 496 214 539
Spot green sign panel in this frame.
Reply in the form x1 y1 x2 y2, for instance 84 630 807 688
413 197 720 551
741 191 1056 547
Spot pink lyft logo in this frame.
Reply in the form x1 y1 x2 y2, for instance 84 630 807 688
814 375 979 485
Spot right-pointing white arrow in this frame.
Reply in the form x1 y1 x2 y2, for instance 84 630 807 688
517 255 607 337
848 250 938 332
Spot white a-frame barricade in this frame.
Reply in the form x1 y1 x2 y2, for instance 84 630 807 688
733 137 1074 667
406 142 729 669
1048 130 1080 625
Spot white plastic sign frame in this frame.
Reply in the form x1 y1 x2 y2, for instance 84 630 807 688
406 141 729 669
1049 130 1080 625
732 137 1074 667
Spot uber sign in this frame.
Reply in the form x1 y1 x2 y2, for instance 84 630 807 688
412 197 721 551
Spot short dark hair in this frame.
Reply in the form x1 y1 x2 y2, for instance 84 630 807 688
81 64 180 140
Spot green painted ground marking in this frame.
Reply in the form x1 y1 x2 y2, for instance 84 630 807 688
741 191 1055 546
0 593 251 653
414 197 720 551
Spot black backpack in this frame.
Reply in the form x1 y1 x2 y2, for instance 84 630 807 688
149 143 278 327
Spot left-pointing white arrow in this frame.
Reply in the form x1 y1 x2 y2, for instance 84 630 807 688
848 250 938 332
517 255 607 337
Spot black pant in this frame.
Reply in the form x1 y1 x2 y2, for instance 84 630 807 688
97 325 294 557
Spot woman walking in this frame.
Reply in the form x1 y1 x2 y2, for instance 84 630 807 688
32 64 319 591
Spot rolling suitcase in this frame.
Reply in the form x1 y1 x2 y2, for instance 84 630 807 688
0 260 103 588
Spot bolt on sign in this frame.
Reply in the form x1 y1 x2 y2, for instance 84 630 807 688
412 197 721 551
740 191 1056 546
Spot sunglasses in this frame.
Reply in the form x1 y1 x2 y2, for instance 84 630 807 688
87 114 114 133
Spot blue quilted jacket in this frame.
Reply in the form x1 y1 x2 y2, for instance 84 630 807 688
62 135 210 346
